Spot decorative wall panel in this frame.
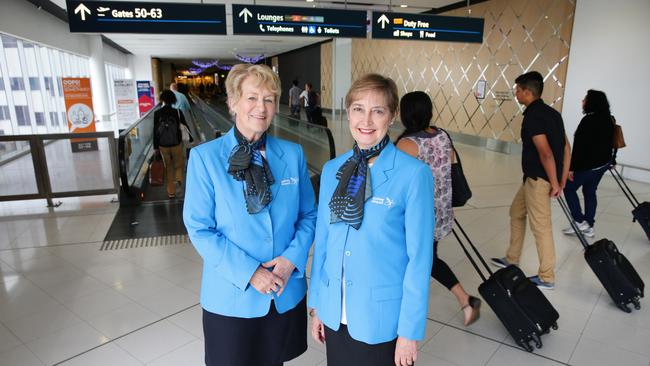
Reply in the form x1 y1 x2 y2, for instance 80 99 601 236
320 41 332 109
350 0 575 142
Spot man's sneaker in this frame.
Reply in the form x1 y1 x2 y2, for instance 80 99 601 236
528 275 555 290
562 220 590 235
581 226 595 238
490 257 511 269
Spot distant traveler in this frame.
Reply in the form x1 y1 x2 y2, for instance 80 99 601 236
153 90 190 199
396 91 481 326
300 82 318 123
562 89 615 238
170 82 191 121
199 82 205 97
288 80 302 119
491 71 571 290
183 64 317 366
309 74 434 366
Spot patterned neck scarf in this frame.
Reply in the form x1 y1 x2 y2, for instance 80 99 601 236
329 135 390 229
228 128 275 214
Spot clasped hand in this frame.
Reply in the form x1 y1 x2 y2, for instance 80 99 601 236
250 256 295 296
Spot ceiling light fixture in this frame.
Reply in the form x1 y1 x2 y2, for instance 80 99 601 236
400 4 408 7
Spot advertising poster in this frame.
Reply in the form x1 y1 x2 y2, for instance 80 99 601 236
114 79 138 126
62 77 98 152
137 81 154 117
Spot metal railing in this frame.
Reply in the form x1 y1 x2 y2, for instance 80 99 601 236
117 107 158 196
0 132 119 207
202 98 336 171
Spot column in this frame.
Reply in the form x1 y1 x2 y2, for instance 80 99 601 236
88 35 110 122
331 38 352 121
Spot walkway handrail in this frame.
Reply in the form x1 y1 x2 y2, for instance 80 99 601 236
201 99 336 166
117 106 158 195
281 112 336 161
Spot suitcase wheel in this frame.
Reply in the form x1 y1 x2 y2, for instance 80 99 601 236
632 298 641 310
518 340 534 353
617 303 632 313
532 333 543 349
551 322 558 330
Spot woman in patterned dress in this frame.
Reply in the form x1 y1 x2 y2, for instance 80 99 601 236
395 91 481 326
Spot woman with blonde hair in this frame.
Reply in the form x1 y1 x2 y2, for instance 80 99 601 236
184 64 317 366
308 74 435 366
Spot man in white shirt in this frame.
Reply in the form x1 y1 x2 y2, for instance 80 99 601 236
299 82 316 124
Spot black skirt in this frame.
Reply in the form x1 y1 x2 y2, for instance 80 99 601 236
324 324 398 366
203 297 307 366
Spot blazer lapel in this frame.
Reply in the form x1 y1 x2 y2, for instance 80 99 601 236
220 127 238 160
370 142 396 192
265 135 287 200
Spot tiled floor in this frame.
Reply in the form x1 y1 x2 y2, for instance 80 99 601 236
1 131 649 365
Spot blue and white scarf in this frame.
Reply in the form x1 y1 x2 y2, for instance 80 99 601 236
228 128 275 214
329 135 390 229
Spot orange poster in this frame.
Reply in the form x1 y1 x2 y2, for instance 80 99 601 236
62 77 98 152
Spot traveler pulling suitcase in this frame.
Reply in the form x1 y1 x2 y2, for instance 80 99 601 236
557 197 644 313
451 219 559 352
149 153 164 186
609 166 650 241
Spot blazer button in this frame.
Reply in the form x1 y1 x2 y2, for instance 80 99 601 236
345 251 351 256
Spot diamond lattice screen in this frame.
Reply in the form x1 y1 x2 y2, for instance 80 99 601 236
350 0 575 142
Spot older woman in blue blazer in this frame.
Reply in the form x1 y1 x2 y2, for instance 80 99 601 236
183 64 317 366
308 74 435 366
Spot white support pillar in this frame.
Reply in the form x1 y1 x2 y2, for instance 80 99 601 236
332 38 352 122
88 35 110 122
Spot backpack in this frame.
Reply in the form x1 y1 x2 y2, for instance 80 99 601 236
312 106 327 126
157 111 180 146
308 91 318 107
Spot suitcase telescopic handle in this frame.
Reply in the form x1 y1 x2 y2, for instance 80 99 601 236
609 167 640 208
557 196 590 249
452 218 494 281
451 229 488 282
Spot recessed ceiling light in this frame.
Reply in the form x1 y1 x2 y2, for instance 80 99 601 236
306 0 314 2
400 4 408 7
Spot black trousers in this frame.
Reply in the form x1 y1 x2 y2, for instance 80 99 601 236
324 324 397 366
431 240 460 290
202 298 307 366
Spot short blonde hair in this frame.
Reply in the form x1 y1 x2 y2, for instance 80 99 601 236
345 74 399 115
225 64 281 112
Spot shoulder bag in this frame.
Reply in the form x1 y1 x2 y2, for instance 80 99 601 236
439 128 472 207
611 115 626 149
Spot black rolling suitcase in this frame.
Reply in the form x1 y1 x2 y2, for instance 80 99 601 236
557 197 644 312
609 166 650 241
451 219 559 352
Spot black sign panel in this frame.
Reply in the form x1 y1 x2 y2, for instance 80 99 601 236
66 1 226 34
372 12 484 43
232 4 367 38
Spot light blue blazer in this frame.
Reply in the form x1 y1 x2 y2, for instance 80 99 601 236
308 142 435 344
183 128 317 318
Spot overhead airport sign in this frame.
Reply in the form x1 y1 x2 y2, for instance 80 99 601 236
372 12 484 43
232 4 367 38
66 1 226 34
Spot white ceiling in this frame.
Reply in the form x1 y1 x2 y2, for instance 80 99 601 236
51 0 463 61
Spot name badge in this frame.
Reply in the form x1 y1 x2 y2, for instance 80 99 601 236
281 177 299 186
371 196 394 208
